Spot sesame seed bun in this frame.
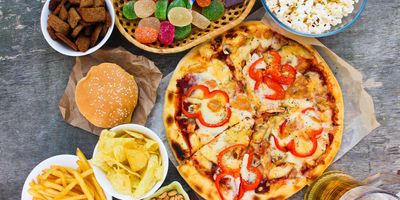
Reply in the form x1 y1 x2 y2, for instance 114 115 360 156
75 63 138 128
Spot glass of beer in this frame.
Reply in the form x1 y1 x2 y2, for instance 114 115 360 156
304 170 399 200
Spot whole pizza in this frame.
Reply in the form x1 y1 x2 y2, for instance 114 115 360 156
163 21 344 200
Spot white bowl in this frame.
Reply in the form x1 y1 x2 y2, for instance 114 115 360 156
40 0 115 56
21 154 112 200
92 124 169 200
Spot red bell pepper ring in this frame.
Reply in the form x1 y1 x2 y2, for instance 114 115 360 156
240 150 262 191
248 58 264 90
215 172 240 200
279 119 287 136
269 50 282 68
302 107 315 114
269 64 297 85
217 144 247 175
272 127 324 157
262 77 285 100
181 85 231 128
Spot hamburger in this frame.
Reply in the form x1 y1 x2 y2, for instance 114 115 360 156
75 63 138 128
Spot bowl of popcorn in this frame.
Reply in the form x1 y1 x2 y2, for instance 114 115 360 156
262 0 366 37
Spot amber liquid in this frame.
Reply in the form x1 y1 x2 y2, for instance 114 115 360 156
304 170 363 200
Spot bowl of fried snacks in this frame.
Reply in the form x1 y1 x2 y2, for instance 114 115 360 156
40 0 115 56
21 148 111 200
91 124 169 200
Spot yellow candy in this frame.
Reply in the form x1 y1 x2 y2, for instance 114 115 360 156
168 7 193 27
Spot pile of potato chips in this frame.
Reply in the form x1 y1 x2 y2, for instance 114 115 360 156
91 129 163 197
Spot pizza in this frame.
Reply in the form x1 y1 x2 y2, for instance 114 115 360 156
163 21 344 200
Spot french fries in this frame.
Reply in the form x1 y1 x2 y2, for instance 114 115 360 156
28 148 106 200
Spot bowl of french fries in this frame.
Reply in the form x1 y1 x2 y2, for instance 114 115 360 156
91 124 169 200
21 149 111 200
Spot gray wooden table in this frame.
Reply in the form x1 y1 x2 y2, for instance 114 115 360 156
1 0 399 199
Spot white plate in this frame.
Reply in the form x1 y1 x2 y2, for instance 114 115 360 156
92 124 169 200
21 154 112 200
40 0 115 56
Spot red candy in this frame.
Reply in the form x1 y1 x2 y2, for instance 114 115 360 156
158 21 175 45
134 26 158 44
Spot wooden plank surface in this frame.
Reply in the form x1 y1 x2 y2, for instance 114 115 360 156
0 0 399 199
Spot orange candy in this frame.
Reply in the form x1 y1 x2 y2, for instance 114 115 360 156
134 26 158 43
196 0 211 7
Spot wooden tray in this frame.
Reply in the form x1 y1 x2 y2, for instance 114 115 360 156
113 0 256 54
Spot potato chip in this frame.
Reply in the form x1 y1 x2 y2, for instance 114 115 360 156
107 173 131 195
125 130 145 139
113 145 126 163
126 149 148 171
134 155 158 197
93 129 163 196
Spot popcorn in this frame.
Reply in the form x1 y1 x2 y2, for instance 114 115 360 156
266 0 358 34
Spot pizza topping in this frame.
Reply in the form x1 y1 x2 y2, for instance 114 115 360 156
261 77 285 100
248 57 264 90
269 64 297 85
217 144 247 174
215 172 241 200
239 151 262 192
182 85 231 127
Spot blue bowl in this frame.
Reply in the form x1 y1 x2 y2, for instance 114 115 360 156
261 0 367 37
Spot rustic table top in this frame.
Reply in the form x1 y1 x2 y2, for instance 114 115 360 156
1 0 399 199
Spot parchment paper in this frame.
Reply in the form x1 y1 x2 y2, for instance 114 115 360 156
59 47 163 135
146 8 380 167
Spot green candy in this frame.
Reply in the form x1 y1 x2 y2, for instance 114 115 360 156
167 0 186 14
174 25 192 40
155 0 168 20
122 1 138 20
202 0 225 21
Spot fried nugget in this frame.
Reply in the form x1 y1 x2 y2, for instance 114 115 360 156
48 14 70 35
78 7 106 23
59 6 68 21
75 34 91 52
90 24 103 47
56 32 78 50
68 7 81 28
71 24 84 38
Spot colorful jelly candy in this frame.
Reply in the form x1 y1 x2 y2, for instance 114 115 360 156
202 0 224 21
134 26 158 43
138 17 161 31
196 0 211 7
134 0 156 18
158 21 175 45
168 7 192 27
224 0 244 8
155 0 168 20
174 25 192 40
122 1 138 20
191 10 211 29
167 0 186 13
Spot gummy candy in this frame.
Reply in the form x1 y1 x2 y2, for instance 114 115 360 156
196 0 211 7
158 21 175 45
168 7 192 27
123 1 138 20
174 25 192 40
191 10 211 29
224 0 244 8
134 0 156 18
138 17 161 32
155 0 168 20
134 26 158 43
167 0 186 13
202 0 224 21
